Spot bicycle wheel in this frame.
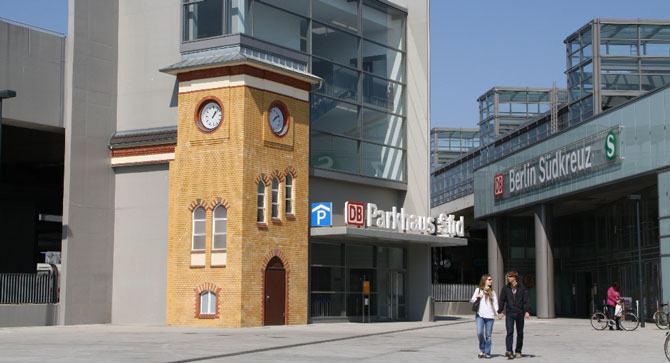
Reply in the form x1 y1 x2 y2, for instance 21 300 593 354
656 312 669 330
620 312 640 331
591 311 608 330
665 333 670 361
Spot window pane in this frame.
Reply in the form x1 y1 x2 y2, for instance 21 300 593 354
311 267 344 292
362 40 404 82
362 74 404 114
214 205 227 219
362 1 404 50
253 3 308 52
183 0 223 41
642 58 670 74
194 220 206 234
311 95 360 137
601 57 638 74
228 0 250 34
312 242 342 265
312 23 359 67
214 219 227 233
641 74 670 90
257 182 265 194
345 244 373 268
311 132 359 174
312 59 359 102
194 206 206 220
641 41 670 56
313 0 359 33
213 234 226 250
257 208 265 222
640 25 670 40
258 0 308 16
601 74 640 90
193 235 205 250
601 24 638 39
362 108 404 148
601 40 638 55
361 142 404 181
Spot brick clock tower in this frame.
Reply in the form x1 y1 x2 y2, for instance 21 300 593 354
161 56 320 327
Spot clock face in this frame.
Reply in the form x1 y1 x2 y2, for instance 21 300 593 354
268 104 288 136
199 101 222 131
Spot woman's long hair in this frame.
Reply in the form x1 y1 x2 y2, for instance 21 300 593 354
478 274 494 306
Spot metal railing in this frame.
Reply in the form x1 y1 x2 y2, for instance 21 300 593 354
0 272 59 304
432 283 478 302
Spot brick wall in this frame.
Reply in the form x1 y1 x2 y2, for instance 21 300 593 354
166 72 309 327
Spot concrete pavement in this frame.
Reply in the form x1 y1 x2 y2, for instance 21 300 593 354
0 317 668 362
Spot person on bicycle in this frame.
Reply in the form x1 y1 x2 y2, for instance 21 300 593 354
607 282 622 330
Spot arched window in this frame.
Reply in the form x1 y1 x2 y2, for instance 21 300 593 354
192 206 206 251
212 205 227 250
271 177 280 219
200 291 215 315
285 174 293 215
257 182 266 223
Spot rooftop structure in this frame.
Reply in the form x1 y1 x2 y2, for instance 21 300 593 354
430 128 480 171
565 18 670 126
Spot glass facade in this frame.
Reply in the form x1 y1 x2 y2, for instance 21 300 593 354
477 87 567 145
182 0 407 183
310 241 406 321
430 128 480 171
565 20 670 126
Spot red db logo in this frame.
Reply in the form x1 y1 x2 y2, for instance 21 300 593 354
494 174 504 198
345 202 365 226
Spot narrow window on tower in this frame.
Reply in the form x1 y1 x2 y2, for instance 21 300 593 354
285 173 294 217
271 178 280 220
257 182 266 224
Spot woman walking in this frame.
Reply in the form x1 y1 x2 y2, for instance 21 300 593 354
471 274 499 359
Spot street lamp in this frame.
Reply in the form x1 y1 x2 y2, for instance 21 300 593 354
628 194 644 327
0 90 17 180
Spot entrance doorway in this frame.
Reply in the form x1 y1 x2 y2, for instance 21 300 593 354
264 257 286 325
380 270 405 320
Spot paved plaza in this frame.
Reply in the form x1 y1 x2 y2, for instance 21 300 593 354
0 317 667 362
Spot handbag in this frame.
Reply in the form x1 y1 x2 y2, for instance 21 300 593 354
472 289 481 312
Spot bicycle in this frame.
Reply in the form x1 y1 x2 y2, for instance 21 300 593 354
665 331 670 361
590 299 640 331
654 301 670 329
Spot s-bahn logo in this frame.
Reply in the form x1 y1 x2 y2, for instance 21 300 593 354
605 130 617 161
494 173 504 198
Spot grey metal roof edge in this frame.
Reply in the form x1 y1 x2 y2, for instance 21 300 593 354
476 86 568 102
160 53 321 84
564 18 670 43
109 126 178 149
309 226 468 246
430 127 479 133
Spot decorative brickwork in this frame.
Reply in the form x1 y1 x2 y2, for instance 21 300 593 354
194 283 222 319
167 63 310 327
268 169 285 182
110 144 175 157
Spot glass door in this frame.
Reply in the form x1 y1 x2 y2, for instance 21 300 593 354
381 270 405 320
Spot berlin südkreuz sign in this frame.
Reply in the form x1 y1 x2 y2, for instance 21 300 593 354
495 125 622 199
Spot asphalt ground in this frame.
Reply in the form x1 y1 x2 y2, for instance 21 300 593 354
0 317 668 362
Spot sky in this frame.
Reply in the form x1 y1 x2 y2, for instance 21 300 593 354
1 0 669 129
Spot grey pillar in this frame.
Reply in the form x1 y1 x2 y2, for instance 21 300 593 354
487 217 504 294
535 204 555 318
659 171 670 304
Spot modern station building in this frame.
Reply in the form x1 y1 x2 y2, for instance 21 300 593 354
432 18 670 320
0 0 465 328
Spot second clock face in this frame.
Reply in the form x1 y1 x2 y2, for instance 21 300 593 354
199 101 222 131
269 104 288 136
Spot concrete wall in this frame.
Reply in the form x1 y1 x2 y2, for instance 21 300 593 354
407 245 431 321
112 165 169 324
0 20 64 130
116 0 180 131
60 0 119 325
434 301 472 316
401 0 430 216
0 304 59 327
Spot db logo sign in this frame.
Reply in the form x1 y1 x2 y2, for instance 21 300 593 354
345 201 365 226
494 174 504 198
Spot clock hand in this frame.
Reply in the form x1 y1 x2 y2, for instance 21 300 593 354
273 115 279 122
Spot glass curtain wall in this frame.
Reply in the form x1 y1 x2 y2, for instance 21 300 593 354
310 241 406 321
181 0 407 182
566 21 670 126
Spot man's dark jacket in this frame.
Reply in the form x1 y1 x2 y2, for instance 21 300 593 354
497 283 530 315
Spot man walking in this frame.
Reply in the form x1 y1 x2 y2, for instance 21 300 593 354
498 270 530 359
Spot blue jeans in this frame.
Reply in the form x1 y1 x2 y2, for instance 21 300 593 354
476 313 494 355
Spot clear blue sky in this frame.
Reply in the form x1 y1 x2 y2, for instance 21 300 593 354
2 1 669 129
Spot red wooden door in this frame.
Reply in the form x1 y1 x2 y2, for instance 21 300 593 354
264 257 286 325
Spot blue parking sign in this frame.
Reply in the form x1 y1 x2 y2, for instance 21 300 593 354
311 202 332 227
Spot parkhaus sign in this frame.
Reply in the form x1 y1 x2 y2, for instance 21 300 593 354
344 201 465 238
494 126 621 198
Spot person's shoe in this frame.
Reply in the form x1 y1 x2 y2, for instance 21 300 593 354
478 352 484 359
515 352 522 358
505 351 514 359
616 328 623 331
485 355 492 359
